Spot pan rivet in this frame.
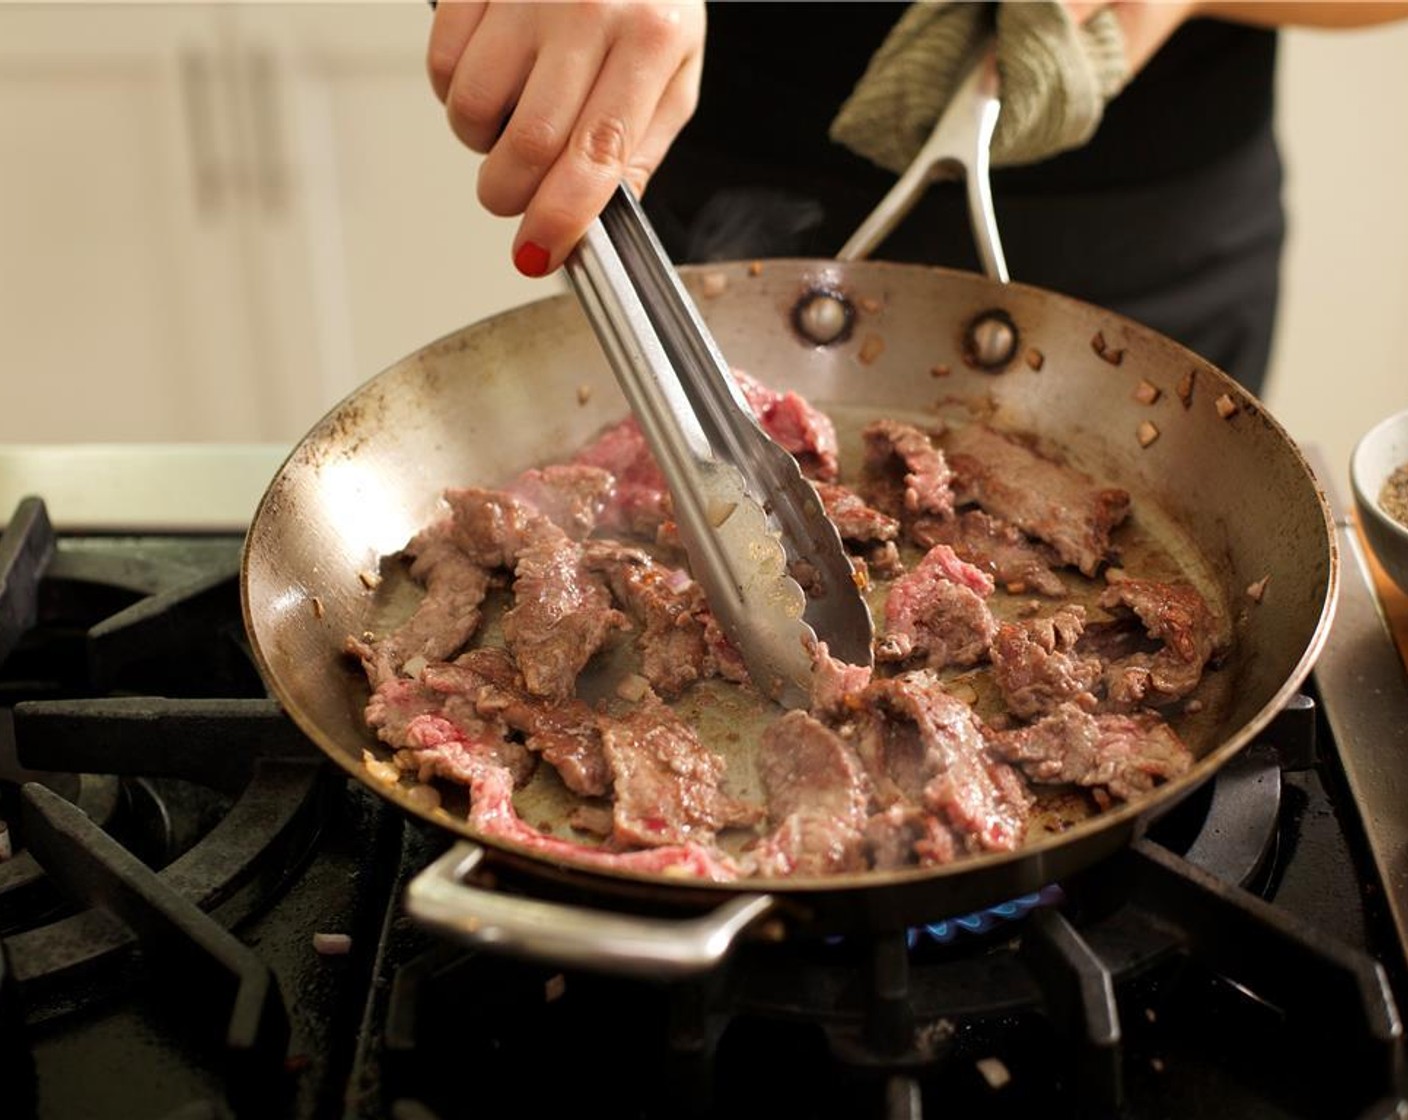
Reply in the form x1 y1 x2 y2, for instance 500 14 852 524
964 310 1019 371
793 289 855 346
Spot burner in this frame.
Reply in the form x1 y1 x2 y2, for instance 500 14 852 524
369 701 1404 1120
911 884 1065 946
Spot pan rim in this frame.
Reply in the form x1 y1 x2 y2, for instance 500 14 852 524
239 257 1341 900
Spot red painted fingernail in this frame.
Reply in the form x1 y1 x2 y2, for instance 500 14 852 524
514 241 551 278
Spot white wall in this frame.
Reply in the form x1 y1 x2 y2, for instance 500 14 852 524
1265 20 1408 500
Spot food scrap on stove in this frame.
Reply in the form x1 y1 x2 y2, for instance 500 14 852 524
345 369 1226 881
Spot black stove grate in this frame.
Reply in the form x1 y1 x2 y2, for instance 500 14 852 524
3 496 1407 1120
0 498 391 1118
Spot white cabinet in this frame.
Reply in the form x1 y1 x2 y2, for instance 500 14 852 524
0 2 560 444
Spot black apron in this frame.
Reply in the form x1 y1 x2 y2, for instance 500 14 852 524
644 5 1284 396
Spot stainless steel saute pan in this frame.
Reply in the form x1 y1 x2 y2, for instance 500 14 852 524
240 254 1335 971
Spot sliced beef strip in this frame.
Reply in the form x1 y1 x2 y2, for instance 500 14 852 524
570 369 835 537
752 711 872 876
437 487 546 569
350 476 620 696
911 509 1066 597
862 418 955 519
466 761 742 881
759 710 871 824
989 606 1103 720
1098 576 1225 710
861 540 904 580
809 640 874 719
878 544 997 669
814 482 901 544
394 713 537 790
733 369 840 481
812 482 904 580
699 612 751 685
853 671 1031 854
943 423 1130 577
456 648 613 798
989 701 1193 804
501 528 628 701
571 416 673 537
508 464 614 540
360 668 537 788
600 695 763 849
582 540 712 697
864 804 958 869
343 524 498 690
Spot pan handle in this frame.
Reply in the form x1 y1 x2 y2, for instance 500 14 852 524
405 842 778 978
837 49 1008 282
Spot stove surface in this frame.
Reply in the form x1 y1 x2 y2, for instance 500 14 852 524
1 496 1406 1120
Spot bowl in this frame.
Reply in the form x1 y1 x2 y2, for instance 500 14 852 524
1351 407 1408 596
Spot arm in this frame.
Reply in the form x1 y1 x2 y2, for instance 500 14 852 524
1202 3 1408 28
1068 2 1408 76
427 1 705 277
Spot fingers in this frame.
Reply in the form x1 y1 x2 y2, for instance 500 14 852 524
622 48 702 199
442 5 535 155
425 2 705 276
506 11 703 274
426 1 485 104
504 50 667 275
475 35 609 220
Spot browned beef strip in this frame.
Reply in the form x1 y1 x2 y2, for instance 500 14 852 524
571 416 673 536
809 640 873 718
989 701 1193 803
394 713 537 789
990 606 1103 720
1098 576 1225 709
862 541 904 579
342 522 498 690
759 711 871 823
943 423 1130 577
864 804 958 868
814 482 901 543
878 544 997 669
508 464 614 540
600 695 763 849
752 710 871 876
456 648 613 797
582 540 712 697
854 671 1031 853
466 761 742 881
862 418 955 518
699 612 751 684
911 509 1066 597
734 369 840 481
501 528 628 701
400 485 625 701
437 487 545 569
346 485 578 690
361 670 536 788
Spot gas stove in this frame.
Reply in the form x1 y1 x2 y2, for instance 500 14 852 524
1 450 1406 1120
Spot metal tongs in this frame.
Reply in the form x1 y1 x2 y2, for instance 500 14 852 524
565 187 873 709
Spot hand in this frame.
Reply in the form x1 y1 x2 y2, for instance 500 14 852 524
428 1 706 277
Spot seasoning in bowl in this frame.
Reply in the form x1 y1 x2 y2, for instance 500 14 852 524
1381 462 1408 528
